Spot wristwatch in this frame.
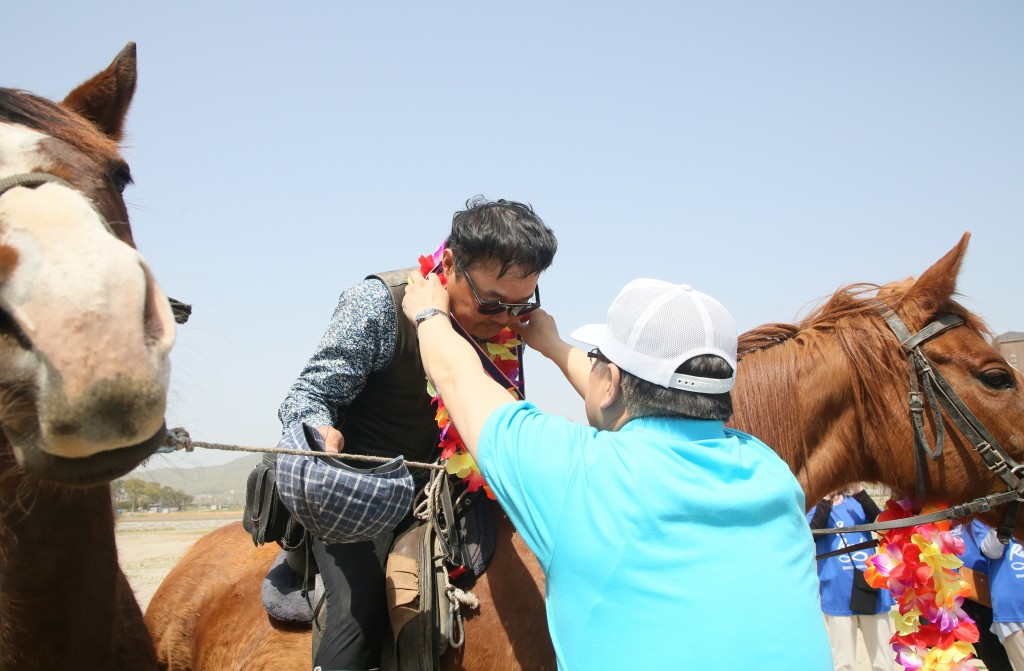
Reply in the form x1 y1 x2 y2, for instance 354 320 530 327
414 307 449 329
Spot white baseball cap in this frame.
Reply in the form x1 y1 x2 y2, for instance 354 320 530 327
570 279 737 394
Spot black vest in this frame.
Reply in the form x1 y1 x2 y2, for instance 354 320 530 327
338 268 439 464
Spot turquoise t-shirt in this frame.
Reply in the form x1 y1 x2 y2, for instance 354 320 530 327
478 401 833 671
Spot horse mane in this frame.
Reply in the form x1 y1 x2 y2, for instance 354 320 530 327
0 88 119 158
735 280 991 491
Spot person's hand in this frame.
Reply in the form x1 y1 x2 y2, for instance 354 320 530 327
316 425 344 453
402 272 450 325
512 309 562 357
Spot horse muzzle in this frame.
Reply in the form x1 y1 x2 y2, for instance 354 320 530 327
8 422 167 485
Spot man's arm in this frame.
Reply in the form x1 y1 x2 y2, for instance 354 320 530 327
807 500 833 530
402 272 515 459
514 309 591 398
849 483 882 520
278 279 397 451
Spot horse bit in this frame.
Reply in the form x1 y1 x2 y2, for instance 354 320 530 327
0 172 191 324
814 303 1024 557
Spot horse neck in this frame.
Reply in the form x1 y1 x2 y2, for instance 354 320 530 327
0 448 127 667
730 340 870 508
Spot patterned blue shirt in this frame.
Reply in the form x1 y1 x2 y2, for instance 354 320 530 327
278 278 397 430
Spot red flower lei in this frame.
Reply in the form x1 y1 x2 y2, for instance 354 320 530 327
417 246 522 499
864 499 979 670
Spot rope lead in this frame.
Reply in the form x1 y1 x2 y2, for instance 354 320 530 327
158 427 446 471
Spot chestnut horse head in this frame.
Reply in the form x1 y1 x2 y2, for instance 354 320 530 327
731 232 1024 536
1 43 170 670
0 43 174 486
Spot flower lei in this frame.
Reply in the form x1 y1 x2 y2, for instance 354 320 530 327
416 244 522 500
864 499 979 671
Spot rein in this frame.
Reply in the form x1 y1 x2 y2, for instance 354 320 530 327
0 171 192 324
813 304 1024 550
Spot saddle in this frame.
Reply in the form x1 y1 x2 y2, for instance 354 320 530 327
259 474 495 671
382 478 494 671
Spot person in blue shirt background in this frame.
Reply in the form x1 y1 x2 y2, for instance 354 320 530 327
808 484 896 671
980 521 1024 670
952 519 1012 671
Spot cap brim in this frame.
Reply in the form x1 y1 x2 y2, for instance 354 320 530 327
570 323 608 349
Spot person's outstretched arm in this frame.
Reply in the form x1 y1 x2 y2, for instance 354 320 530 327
980 527 1008 560
402 272 516 459
514 309 591 398
850 484 882 520
808 499 833 530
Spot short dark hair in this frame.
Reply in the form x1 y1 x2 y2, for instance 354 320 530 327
598 354 733 421
447 196 557 278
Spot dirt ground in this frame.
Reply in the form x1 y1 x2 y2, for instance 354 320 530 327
115 509 240 612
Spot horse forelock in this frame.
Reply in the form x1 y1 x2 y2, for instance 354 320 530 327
0 89 120 162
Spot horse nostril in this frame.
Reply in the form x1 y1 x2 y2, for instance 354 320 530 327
0 305 32 351
139 263 175 353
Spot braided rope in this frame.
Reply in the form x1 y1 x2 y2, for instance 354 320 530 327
160 426 446 471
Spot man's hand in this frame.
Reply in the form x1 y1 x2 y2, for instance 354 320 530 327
402 272 450 325
513 309 562 358
316 425 345 453
514 308 591 399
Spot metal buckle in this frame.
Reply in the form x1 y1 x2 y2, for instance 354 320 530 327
1012 465 1024 501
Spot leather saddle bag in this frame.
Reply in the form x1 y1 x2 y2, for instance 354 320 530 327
243 452 305 550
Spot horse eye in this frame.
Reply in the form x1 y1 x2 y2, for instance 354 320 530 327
108 165 133 194
979 368 1015 390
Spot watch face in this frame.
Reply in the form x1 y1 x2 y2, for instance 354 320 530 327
416 308 443 323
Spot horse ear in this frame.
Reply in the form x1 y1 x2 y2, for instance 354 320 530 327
897 232 971 318
62 42 137 142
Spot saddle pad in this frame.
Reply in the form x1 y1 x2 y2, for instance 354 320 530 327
261 548 314 626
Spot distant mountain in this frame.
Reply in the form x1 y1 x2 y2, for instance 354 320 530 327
127 455 261 499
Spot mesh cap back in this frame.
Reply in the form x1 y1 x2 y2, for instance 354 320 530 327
571 279 737 393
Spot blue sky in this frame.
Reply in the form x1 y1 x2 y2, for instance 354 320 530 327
6 2 1022 471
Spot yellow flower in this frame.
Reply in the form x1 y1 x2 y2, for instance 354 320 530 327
893 607 923 635
445 452 479 479
915 533 964 572
920 640 975 670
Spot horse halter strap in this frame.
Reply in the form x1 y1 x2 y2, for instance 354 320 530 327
0 172 73 197
880 305 1024 543
0 172 115 234
0 172 192 325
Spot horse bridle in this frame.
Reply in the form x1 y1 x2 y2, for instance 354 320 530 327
0 172 191 324
813 304 1024 556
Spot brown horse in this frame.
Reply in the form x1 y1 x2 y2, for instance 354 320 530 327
146 233 1023 670
0 44 176 670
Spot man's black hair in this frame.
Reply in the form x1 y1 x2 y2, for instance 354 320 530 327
447 195 557 278
596 354 734 421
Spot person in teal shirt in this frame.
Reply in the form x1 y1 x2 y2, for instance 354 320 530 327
402 275 833 670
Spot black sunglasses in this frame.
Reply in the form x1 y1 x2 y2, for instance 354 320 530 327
587 348 612 365
456 260 541 317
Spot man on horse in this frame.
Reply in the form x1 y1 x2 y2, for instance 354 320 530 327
277 196 557 671
401 276 834 670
